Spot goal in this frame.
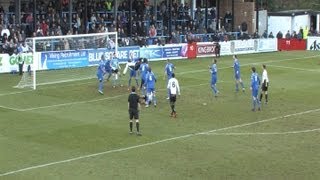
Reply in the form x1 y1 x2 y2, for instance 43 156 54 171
15 32 118 90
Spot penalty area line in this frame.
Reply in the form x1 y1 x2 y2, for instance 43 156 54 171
20 82 227 112
0 105 21 111
178 54 320 75
0 107 319 177
268 65 320 72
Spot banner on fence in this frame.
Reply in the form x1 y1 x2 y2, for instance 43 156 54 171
258 39 278 52
40 50 88 70
231 39 257 54
88 46 140 65
278 39 306 51
0 39 278 74
220 41 232 55
197 42 216 56
140 44 186 60
307 36 320 50
0 53 33 73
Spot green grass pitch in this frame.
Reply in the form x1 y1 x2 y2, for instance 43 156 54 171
0 51 320 179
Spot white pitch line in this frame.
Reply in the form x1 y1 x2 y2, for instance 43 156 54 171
0 54 318 110
0 90 34 97
0 108 319 177
202 128 320 136
268 65 320 72
20 94 125 112
198 108 320 135
0 54 317 98
19 82 220 112
178 54 319 75
0 105 21 111
0 83 209 112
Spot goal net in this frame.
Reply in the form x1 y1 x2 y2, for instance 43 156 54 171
15 32 118 90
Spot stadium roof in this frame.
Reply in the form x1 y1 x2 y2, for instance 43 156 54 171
268 9 320 16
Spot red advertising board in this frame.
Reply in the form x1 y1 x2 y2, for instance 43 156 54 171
278 39 306 51
197 43 216 56
187 42 197 59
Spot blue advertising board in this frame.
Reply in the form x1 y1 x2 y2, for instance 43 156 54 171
40 50 88 70
88 46 140 65
139 47 162 59
140 45 183 60
162 46 182 58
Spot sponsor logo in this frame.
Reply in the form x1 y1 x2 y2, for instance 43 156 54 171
141 49 162 59
88 48 139 63
9 54 33 65
197 44 215 55
234 40 255 52
309 40 320 50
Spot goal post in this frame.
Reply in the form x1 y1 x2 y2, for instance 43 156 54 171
15 32 118 90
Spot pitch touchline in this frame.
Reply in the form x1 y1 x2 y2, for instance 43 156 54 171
202 128 320 135
0 108 319 177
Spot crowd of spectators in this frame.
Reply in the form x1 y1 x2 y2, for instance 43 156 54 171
0 0 219 53
3 0 315 54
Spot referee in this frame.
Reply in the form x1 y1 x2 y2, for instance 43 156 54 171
128 86 141 136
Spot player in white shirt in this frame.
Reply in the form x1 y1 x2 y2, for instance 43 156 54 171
259 64 269 104
167 73 180 118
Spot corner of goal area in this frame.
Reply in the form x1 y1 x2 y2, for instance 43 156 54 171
13 73 34 89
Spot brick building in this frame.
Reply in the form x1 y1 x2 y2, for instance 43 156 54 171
219 0 256 34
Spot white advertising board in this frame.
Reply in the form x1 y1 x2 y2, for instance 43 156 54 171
307 36 320 50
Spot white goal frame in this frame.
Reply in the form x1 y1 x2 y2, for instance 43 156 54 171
26 32 118 90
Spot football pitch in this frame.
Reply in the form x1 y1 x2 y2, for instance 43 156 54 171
0 51 320 179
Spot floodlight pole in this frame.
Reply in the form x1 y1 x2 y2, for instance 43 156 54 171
231 0 234 31
33 0 36 32
129 0 132 37
69 0 73 32
217 0 220 30
205 0 208 29
256 0 259 32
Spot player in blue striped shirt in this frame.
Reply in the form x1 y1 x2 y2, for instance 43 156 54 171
110 53 122 88
209 58 219 97
104 55 112 82
250 67 261 111
97 55 106 94
127 53 139 90
233 55 245 92
139 58 149 98
164 59 175 99
144 67 157 107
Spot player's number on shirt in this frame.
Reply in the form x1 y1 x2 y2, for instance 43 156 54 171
171 81 176 88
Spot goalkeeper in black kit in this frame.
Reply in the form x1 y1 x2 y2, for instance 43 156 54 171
214 42 220 57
